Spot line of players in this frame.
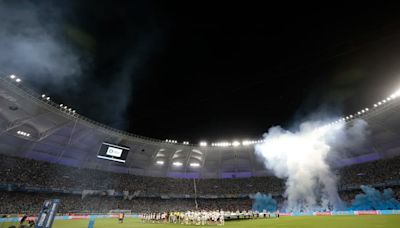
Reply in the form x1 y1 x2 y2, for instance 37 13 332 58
140 210 225 226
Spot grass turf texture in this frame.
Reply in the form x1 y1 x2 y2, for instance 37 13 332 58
3 215 399 228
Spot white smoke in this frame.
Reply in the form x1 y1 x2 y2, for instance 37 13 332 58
255 119 368 212
0 1 82 86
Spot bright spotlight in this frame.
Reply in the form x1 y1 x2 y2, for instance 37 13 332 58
378 102 382 105
15 78 21 83
17 130 30 137
190 163 200 167
10 74 16 79
172 161 183 167
199 141 207 147
46 97 50 100
41 94 46 98
232 141 240 147
156 161 164 165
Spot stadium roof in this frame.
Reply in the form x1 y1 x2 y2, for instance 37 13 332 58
0 75 400 178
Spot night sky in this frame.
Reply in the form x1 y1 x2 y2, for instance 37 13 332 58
4 1 400 143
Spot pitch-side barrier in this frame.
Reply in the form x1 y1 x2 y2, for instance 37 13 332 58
1 210 400 223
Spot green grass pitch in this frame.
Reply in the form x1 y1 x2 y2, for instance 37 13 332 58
4 215 398 228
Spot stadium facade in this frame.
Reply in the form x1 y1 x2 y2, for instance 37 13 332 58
0 75 400 179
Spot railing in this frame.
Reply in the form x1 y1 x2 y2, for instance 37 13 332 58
0 75 180 145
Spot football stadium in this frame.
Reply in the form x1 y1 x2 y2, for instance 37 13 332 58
1 1 400 228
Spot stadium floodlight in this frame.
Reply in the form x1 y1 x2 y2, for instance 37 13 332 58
349 115 353 118
172 161 183 167
378 102 382 105
46 97 50 100
382 99 387 103
15 78 21 82
221 142 226 147
190 163 200 167
156 161 164 165
72 110 76 114
373 104 377 107
10 74 16 79
17 130 30 137
64 106 67 109
199 141 207 147
41 94 46 98
387 97 392 101
232 141 240 147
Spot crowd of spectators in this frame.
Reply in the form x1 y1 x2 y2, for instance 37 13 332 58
0 154 399 214
0 192 252 214
0 154 284 195
338 156 400 187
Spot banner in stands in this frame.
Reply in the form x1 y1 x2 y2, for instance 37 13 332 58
35 199 60 228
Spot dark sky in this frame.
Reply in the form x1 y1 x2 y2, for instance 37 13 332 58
8 1 400 142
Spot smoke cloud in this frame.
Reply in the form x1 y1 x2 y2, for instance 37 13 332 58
255 119 368 212
0 1 165 130
251 192 277 212
0 0 82 87
350 186 400 210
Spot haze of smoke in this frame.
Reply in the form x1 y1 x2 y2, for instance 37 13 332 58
251 192 277 212
0 0 82 86
0 1 164 131
350 185 400 210
255 119 368 212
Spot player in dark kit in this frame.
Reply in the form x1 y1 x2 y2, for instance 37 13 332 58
118 213 125 223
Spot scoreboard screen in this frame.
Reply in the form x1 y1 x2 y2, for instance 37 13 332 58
97 142 129 163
